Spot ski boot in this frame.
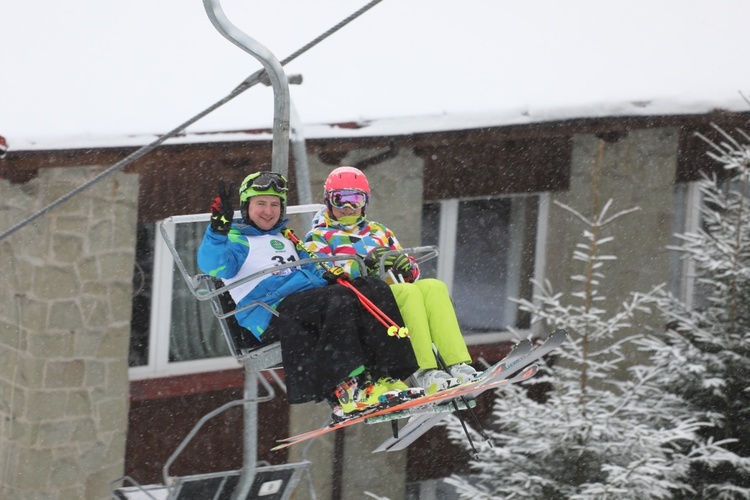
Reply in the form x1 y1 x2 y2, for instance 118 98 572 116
413 369 460 395
332 375 395 417
448 363 479 384
375 376 425 405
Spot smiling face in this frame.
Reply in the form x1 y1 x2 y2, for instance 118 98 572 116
246 195 282 230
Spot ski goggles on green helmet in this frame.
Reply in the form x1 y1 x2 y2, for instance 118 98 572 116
328 189 368 210
239 171 288 202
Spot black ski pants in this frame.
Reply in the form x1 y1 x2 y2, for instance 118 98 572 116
264 277 418 404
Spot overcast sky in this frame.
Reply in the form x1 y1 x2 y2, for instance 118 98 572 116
3 0 750 150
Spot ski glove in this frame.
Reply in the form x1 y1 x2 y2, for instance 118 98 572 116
387 253 414 282
364 247 390 276
210 181 235 235
323 266 350 284
365 247 414 281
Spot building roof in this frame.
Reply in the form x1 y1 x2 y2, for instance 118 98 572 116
3 0 750 151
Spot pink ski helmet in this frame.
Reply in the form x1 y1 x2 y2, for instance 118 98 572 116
324 166 370 212
324 166 370 194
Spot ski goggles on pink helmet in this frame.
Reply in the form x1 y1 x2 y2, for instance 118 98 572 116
327 189 368 210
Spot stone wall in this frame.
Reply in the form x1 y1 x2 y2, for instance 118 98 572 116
0 166 138 499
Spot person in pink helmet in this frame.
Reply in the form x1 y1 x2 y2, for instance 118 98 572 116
304 166 478 394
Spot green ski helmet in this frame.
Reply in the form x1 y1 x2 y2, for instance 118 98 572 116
238 171 289 226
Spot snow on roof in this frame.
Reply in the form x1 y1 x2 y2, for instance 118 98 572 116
3 0 750 152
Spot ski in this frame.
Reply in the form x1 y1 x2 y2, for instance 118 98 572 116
365 339 533 453
270 366 532 452
271 329 567 451
363 397 477 424
372 364 540 453
372 328 568 452
365 338 533 425
363 336 533 425
277 329 565 448
273 335 534 446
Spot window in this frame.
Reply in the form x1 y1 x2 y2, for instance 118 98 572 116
421 194 548 344
129 217 236 381
669 178 748 310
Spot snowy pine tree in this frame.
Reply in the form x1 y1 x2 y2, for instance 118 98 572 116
444 140 748 499
634 126 750 498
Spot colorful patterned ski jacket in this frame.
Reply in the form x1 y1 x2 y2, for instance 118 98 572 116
197 218 327 339
304 209 420 281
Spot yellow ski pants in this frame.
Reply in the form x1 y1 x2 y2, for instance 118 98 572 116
389 278 472 370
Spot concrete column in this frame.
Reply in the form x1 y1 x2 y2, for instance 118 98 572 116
546 128 680 355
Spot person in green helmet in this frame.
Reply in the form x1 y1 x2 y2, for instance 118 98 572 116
197 171 422 417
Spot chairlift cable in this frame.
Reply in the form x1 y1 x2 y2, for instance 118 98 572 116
0 0 384 243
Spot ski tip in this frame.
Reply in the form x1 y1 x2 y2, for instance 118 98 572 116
520 364 538 377
552 328 569 337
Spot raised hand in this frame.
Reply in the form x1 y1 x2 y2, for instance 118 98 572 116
210 181 235 235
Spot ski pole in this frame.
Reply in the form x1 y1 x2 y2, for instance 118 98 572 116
281 229 409 338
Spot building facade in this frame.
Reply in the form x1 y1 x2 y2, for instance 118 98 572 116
0 110 742 499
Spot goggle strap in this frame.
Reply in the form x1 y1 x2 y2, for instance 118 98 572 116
248 173 288 193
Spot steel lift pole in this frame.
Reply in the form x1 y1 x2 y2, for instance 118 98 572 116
202 2 291 498
203 0 290 177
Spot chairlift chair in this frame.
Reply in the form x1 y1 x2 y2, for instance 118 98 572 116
146 203 385 500
122 203 334 500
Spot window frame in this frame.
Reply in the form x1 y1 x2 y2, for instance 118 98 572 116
669 181 702 309
129 216 236 381
427 192 550 345
128 205 326 381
